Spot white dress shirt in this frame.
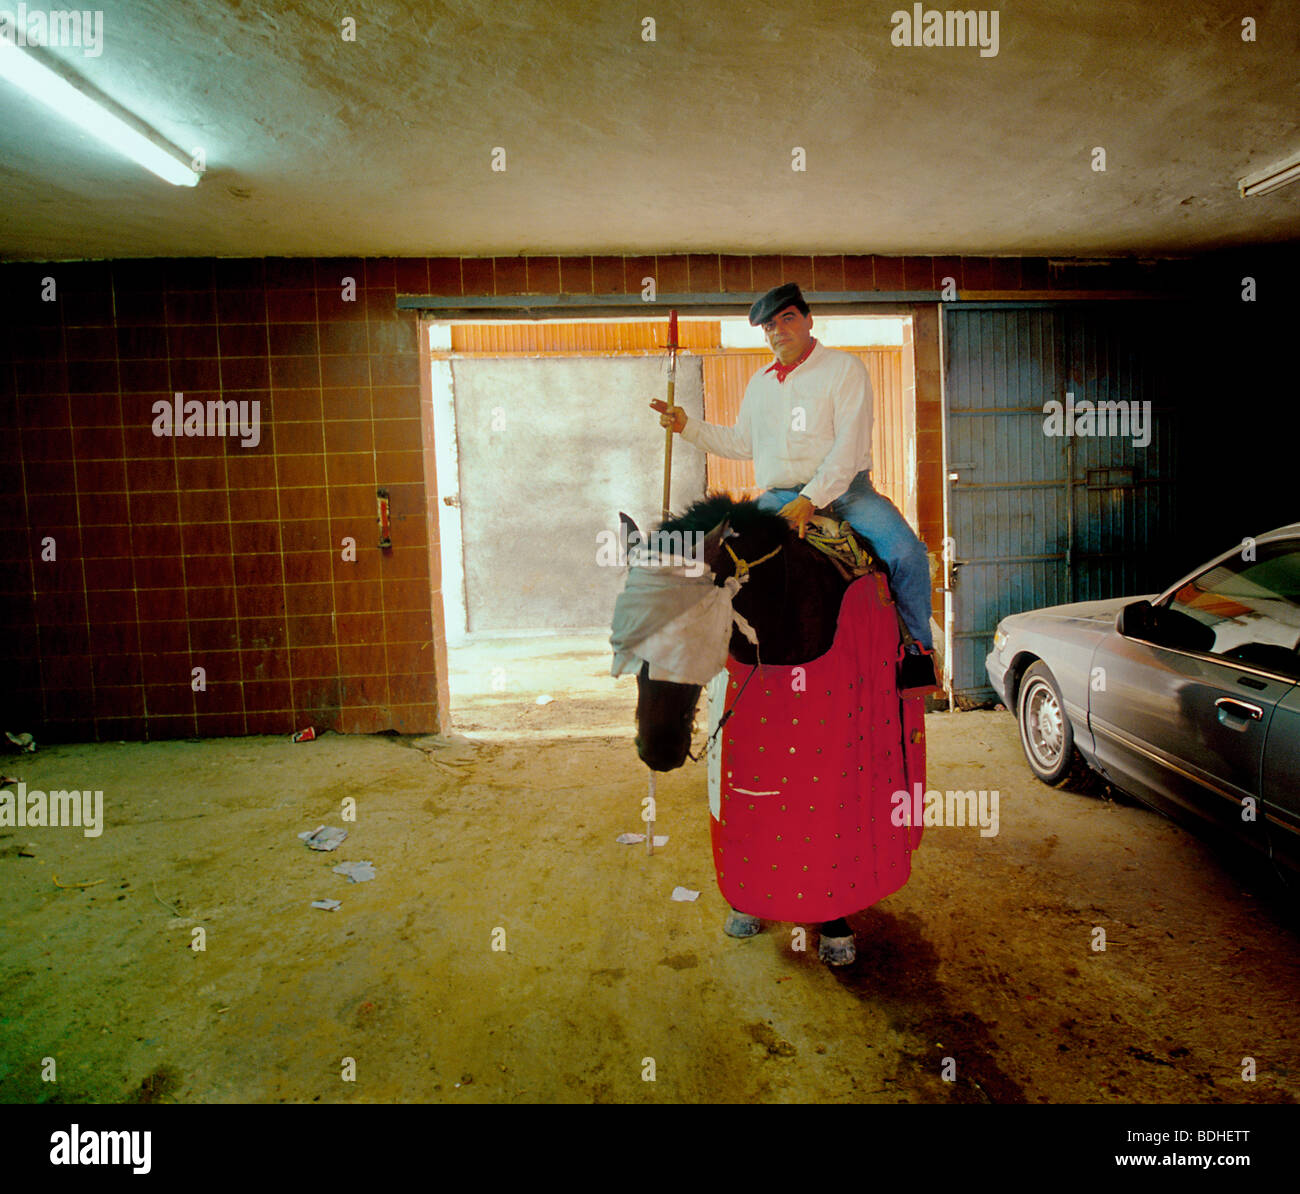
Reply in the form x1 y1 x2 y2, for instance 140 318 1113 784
680 341 873 509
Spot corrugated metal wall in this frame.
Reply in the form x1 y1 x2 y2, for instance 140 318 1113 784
865 349 909 520
944 304 1182 699
702 348 910 517
701 354 768 501
1063 312 1179 602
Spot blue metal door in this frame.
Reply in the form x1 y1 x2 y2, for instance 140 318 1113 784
944 303 1182 700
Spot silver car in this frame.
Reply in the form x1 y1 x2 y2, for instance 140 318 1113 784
986 523 1300 877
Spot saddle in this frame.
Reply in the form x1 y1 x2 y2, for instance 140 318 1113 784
803 515 919 654
803 515 875 581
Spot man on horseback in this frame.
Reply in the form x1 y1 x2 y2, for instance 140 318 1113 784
652 282 940 696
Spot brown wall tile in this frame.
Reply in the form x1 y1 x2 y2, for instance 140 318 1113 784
687 255 720 292
873 257 905 290
10 259 445 744
655 256 689 293
720 256 752 294
461 258 494 295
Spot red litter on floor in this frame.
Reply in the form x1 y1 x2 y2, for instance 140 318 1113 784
292 727 317 742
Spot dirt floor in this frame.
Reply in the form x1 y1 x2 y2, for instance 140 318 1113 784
2 633 1298 1104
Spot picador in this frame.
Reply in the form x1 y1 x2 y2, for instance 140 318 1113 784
652 281 940 698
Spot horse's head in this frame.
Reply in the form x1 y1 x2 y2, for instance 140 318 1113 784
612 495 795 772
633 663 700 772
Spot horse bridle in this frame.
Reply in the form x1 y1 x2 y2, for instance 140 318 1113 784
724 540 782 580
685 539 784 761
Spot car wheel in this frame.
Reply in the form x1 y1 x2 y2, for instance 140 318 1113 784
1017 661 1095 790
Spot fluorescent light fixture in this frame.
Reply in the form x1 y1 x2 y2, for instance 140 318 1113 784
0 40 200 186
1238 149 1300 198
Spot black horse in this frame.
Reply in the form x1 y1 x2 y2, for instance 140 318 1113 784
620 494 878 958
629 494 852 772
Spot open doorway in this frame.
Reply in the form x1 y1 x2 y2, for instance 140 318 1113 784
425 314 917 739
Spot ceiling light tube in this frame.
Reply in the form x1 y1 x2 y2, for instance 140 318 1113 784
0 40 200 186
1238 149 1300 198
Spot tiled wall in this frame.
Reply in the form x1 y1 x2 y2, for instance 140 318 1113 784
387 252 1197 300
0 257 435 741
0 249 1228 742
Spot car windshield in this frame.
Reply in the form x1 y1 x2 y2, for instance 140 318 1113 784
1166 539 1300 677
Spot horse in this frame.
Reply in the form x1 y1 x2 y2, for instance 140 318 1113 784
611 493 927 965
624 495 849 768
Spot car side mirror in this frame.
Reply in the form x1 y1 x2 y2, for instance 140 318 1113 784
1115 599 1153 639
1117 599 1216 653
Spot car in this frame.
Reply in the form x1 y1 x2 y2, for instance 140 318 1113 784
986 523 1300 880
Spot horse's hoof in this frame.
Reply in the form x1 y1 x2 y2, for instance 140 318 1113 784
723 909 763 938
818 933 856 967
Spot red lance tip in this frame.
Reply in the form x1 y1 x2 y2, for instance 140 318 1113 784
668 309 678 350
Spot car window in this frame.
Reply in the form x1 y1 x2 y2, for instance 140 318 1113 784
1166 540 1300 678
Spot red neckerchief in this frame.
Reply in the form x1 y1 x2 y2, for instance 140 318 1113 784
765 338 817 384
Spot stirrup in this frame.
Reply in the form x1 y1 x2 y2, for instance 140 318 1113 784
897 646 940 698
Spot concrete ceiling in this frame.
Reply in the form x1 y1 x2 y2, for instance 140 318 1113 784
2 0 1298 262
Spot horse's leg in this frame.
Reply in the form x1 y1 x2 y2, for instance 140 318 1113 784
723 908 762 937
817 917 856 966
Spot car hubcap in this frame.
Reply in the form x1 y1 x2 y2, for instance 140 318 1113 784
1026 682 1062 767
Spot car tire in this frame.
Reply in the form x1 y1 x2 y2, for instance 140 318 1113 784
1017 661 1096 791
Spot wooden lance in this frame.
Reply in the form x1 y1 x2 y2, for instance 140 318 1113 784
647 309 678 858
661 309 679 523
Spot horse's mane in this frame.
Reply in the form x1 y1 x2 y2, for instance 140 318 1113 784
657 492 787 538
653 492 852 665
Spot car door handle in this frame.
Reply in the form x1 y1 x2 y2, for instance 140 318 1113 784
1215 697 1263 722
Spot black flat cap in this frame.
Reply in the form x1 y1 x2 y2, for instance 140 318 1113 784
748 282 807 326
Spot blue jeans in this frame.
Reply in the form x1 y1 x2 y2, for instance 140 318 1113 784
755 470 934 650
